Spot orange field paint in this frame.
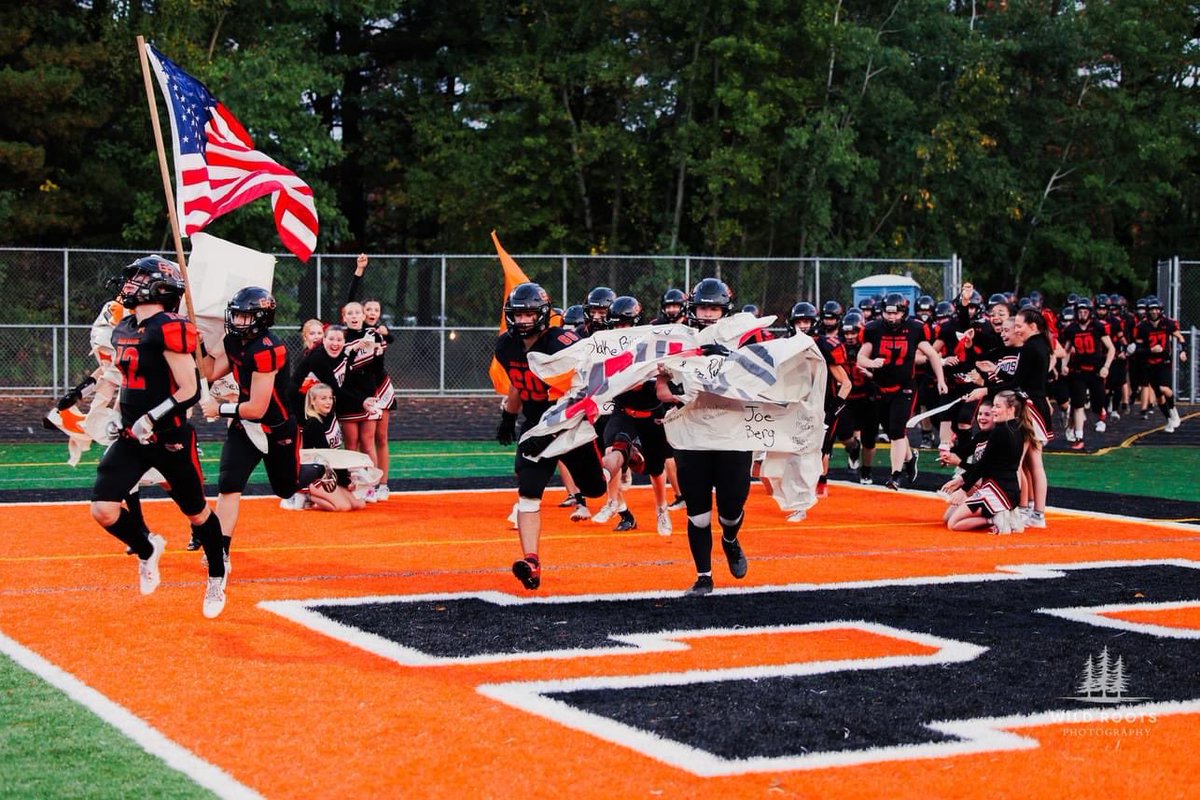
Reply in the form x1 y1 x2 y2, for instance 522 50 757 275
2 484 1199 798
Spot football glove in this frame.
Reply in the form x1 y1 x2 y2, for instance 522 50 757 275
129 414 156 445
496 410 518 445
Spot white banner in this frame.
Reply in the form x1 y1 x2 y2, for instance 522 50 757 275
187 232 276 355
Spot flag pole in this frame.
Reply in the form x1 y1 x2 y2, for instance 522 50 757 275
136 35 199 326
136 34 215 403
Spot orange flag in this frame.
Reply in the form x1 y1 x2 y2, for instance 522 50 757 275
488 231 532 395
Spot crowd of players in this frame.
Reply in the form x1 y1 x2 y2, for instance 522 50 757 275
495 277 1190 587
73 251 1191 611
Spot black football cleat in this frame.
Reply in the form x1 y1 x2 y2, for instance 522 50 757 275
512 557 541 590
614 510 637 532
885 473 901 491
686 575 714 596
186 533 203 551
721 537 748 579
903 451 919 483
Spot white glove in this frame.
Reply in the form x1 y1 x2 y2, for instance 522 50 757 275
1126 343 1137 355
104 417 123 444
129 414 156 444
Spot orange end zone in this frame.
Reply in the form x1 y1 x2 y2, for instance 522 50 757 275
2 483 1199 798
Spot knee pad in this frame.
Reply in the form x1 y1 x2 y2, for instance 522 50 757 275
718 513 744 528
687 511 712 527
516 496 542 513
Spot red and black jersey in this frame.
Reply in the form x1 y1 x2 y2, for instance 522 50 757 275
223 331 292 428
816 334 848 401
495 326 580 425
861 319 927 392
1135 318 1178 365
111 311 197 428
1062 319 1109 371
842 341 874 400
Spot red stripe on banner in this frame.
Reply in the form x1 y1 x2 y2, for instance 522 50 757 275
565 396 599 423
604 351 634 377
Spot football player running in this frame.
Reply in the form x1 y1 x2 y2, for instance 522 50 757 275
495 283 609 590
199 287 334 585
89 255 227 618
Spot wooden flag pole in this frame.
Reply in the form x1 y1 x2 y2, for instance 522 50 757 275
136 35 200 326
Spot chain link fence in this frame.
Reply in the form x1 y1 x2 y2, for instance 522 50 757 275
0 247 957 398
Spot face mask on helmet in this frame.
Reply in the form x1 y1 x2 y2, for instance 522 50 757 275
609 296 643 328
117 255 185 311
686 278 733 328
504 282 553 336
225 287 277 339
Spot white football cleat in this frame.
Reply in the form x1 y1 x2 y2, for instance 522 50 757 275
138 534 166 595
656 506 672 536
202 576 226 619
591 501 617 525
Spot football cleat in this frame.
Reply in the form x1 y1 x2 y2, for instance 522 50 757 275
1070 439 1086 450
186 532 203 551
1025 510 1047 528
138 534 166 595
656 506 672 536
686 575 714 596
721 537 748 579
1095 420 1106 433
614 511 637 532
202 576 226 618
557 493 578 508
1064 428 1077 443
903 451 920 483
786 509 808 523
375 484 390 502
512 557 541 590
667 496 687 512
885 473 901 491
845 440 862 471
591 501 617 525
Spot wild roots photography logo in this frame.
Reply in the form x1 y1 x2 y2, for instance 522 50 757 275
1068 646 1150 704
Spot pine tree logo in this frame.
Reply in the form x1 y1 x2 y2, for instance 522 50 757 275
1068 647 1149 703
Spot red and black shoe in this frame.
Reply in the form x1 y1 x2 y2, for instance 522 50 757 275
512 556 541 590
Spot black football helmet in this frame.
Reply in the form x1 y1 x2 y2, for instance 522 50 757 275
687 278 734 327
881 292 908 331
857 296 877 319
1134 297 1148 317
935 300 955 321
609 295 643 327
583 286 616 330
987 292 1010 311
660 288 687 322
1075 296 1093 318
504 282 552 336
225 286 277 339
787 301 818 336
1060 305 1076 324
841 310 864 341
1028 289 1044 308
820 300 844 332
1147 296 1163 317
741 303 761 317
914 295 934 321
117 255 186 311
562 304 585 328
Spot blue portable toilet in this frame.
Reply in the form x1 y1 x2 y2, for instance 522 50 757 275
851 274 921 308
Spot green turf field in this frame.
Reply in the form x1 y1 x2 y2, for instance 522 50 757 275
1 439 1194 502
0 654 216 799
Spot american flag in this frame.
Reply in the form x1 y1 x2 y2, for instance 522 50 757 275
146 45 319 262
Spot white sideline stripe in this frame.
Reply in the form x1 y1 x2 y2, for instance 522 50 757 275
0 630 262 800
